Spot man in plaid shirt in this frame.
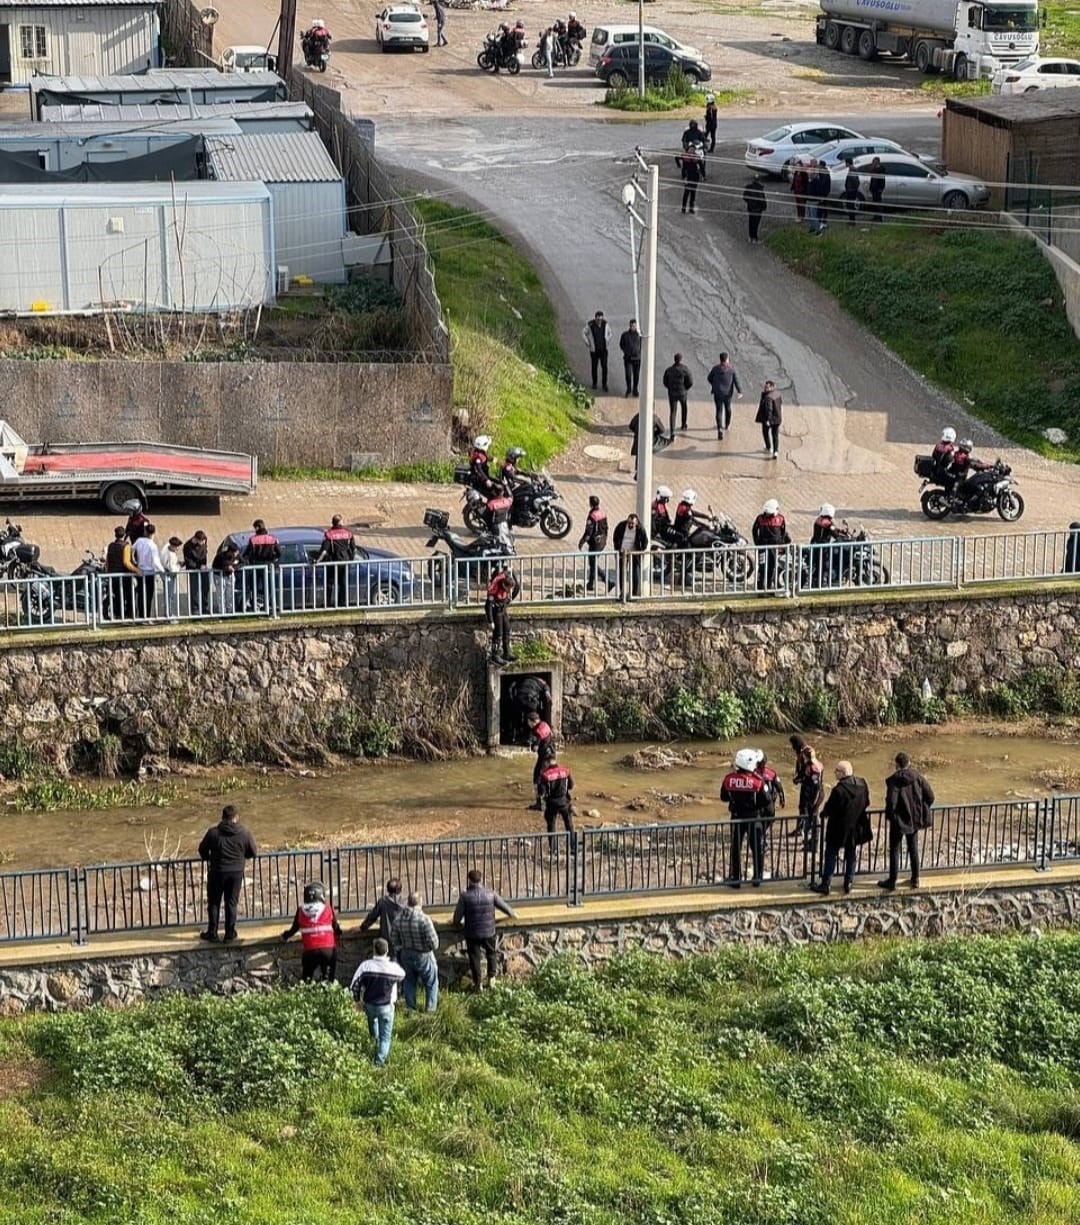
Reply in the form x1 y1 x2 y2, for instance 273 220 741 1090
390 892 440 1012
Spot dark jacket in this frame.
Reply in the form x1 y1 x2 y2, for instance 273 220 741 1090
679 153 705 184
843 170 860 199
453 882 515 939
752 512 789 547
808 172 831 200
579 507 608 551
885 766 935 835
198 819 257 874
613 519 648 551
628 413 665 457
244 531 281 566
755 388 782 426
359 893 405 942
182 535 208 570
707 361 741 400
1065 529 1080 575
619 328 641 361
662 362 693 399
821 775 870 851
743 178 767 214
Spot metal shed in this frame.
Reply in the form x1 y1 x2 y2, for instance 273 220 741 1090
0 119 241 170
0 0 159 86
29 68 287 117
205 131 347 284
38 100 315 131
942 89 1080 192
0 180 273 312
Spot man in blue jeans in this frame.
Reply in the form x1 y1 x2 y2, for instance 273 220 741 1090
390 892 440 1012
350 938 405 1066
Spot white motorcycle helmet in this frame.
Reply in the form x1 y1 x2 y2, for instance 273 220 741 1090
734 748 758 771
311 17 325 27
473 434 492 451
655 485 672 501
762 498 779 515
819 503 835 518
679 489 697 506
941 427 957 443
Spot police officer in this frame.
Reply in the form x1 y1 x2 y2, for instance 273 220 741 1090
537 752 575 833
314 514 357 608
485 563 520 665
651 486 677 544
511 674 552 742
755 750 786 822
468 435 497 494
242 519 281 612
578 494 608 591
752 499 790 592
483 487 514 549
809 502 838 588
720 748 770 887
672 488 705 541
526 710 556 810
931 427 957 482
499 446 529 491
281 881 342 982
789 734 824 849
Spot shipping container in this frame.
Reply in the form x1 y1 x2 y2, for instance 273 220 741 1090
0 0 159 86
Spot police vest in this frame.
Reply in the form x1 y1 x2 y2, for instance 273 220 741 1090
297 903 337 950
540 764 571 803
720 770 765 819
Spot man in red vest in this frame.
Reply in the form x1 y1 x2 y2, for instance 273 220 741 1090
281 881 342 982
537 753 575 832
314 514 357 608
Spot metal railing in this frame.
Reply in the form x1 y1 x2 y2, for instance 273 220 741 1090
4 795 1078 945
0 529 1078 635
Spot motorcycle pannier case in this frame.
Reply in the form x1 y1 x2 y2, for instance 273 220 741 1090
452 465 472 487
14 542 39 564
423 508 449 533
913 454 936 479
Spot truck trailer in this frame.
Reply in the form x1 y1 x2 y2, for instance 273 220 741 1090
816 0 1039 79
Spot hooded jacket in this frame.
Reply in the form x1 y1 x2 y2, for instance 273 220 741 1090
885 766 935 835
198 819 258 874
755 388 782 426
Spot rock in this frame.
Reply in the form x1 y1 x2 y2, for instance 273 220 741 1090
1043 427 1068 445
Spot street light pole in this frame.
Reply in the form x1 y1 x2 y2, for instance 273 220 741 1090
637 0 645 99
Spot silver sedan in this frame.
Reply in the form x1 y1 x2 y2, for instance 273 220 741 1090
830 154 990 211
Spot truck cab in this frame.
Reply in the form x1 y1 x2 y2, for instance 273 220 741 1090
220 45 277 73
953 0 1039 75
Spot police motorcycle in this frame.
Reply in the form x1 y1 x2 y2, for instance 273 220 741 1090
458 468 572 540
801 520 889 590
301 24 331 71
477 24 525 72
651 496 753 586
915 451 1024 523
424 507 514 600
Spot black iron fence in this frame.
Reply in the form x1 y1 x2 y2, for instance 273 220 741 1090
2 795 1077 947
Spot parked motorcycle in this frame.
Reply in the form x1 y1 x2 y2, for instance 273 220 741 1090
530 33 581 67
424 507 514 597
477 32 524 72
653 509 753 584
914 454 1024 522
301 31 331 71
0 519 33 575
802 522 889 589
459 471 572 540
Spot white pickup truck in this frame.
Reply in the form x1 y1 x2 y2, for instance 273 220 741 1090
221 45 277 73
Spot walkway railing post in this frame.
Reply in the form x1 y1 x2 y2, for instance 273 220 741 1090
569 830 580 906
70 868 87 945
1040 796 1056 871
955 535 966 590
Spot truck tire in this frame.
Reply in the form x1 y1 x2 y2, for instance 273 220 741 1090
915 41 936 73
824 20 840 49
840 25 858 54
858 29 877 59
103 481 145 515
953 53 968 80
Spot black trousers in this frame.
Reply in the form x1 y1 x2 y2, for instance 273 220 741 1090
590 350 608 390
844 195 858 226
714 395 733 435
544 803 574 833
821 836 856 889
870 190 884 221
490 607 510 658
706 127 716 152
729 819 765 883
624 358 640 396
106 574 134 620
682 186 697 213
206 870 243 937
188 569 211 616
887 824 921 885
466 935 498 990
585 546 603 590
748 211 763 240
134 574 156 619
301 947 338 982
668 395 688 439
761 422 779 453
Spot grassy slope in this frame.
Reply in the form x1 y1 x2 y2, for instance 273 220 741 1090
6 935 1080 1222
412 199 589 471
1043 0 1080 56
768 223 1080 463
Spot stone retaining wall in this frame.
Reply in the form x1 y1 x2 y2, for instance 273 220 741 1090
1 879 1076 1012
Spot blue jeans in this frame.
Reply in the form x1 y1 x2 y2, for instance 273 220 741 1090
364 1003 396 1065
400 950 439 1012
808 203 825 234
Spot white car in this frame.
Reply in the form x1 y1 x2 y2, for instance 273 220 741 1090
376 4 430 51
588 24 701 68
834 154 990 210
791 137 910 177
992 56 1080 94
744 122 864 177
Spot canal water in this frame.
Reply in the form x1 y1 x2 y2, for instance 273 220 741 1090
3 723 1079 870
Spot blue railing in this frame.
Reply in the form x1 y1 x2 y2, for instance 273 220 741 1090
1 795 1076 945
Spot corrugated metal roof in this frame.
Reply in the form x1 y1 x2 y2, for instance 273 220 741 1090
0 0 155 6
30 69 283 92
205 132 341 184
39 101 313 125
947 87 1080 125
0 180 270 205
0 118 242 137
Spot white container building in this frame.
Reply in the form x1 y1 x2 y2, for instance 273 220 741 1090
29 68 287 116
0 0 159 86
38 100 315 132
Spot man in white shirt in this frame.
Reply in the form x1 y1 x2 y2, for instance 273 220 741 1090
131 523 164 619
162 535 183 620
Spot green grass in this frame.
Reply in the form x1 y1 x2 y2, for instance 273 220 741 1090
919 77 992 98
1043 0 1080 56
768 223 1080 462
262 459 456 483
7 934 1080 1221
9 779 184 812
602 85 753 113
412 199 589 471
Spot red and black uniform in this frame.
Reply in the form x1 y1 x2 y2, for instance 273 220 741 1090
316 524 356 608
282 900 342 982
755 762 786 821
125 509 148 543
652 499 676 544
673 500 700 541
931 439 956 481
578 505 608 591
752 511 790 591
242 527 281 611
720 767 770 885
808 513 837 587
469 447 496 494
538 762 574 832
485 569 519 662
529 718 556 805
500 460 527 491
793 746 824 845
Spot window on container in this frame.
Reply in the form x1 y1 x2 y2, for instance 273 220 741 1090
18 25 47 59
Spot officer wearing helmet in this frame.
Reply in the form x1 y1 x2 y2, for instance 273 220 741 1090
1064 522 1080 574
704 92 718 152
808 502 838 588
931 427 957 481
673 488 704 540
652 486 677 544
721 748 771 887
469 435 497 494
499 445 529 491
281 881 342 982
946 437 975 503
752 499 790 592
566 9 586 43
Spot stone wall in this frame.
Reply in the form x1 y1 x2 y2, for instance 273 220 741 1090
2 584 1078 769
0 359 453 472
2 878 1075 1012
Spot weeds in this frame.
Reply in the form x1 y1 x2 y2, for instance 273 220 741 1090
10 779 184 813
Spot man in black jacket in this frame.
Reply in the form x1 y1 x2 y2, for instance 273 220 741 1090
358 878 405 952
841 158 861 227
619 319 641 397
613 512 648 598
879 752 934 891
811 761 870 896
662 354 693 442
198 804 258 942
578 494 608 591
182 529 210 616
452 869 516 991
743 173 767 243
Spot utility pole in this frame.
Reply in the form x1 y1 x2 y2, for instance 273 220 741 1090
277 0 297 80
637 0 645 99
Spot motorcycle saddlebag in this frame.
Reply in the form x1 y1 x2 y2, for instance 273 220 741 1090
452 465 472 487
14 542 39 564
913 454 936 479
423 508 449 533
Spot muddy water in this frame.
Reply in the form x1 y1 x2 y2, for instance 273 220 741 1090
3 723 1080 870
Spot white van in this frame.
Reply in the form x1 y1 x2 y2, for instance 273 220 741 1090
588 24 702 67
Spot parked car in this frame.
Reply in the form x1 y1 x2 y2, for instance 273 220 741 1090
744 121 864 176
588 23 702 67
217 527 418 610
595 42 712 87
992 56 1080 94
785 136 911 179
376 4 430 51
834 153 990 209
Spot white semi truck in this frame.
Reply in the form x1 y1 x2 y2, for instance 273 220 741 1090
815 0 1039 79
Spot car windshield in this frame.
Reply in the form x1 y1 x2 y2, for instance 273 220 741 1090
234 51 267 68
983 6 1038 30
1011 57 1037 69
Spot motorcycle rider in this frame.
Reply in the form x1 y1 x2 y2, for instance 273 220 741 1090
931 426 957 482
752 498 790 592
948 438 997 509
526 710 556 810
537 753 575 833
681 119 705 153
565 10 586 50
651 486 678 545
485 561 519 665
672 488 705 541
280 881 342 983
468 435 498 494
499 445 530 492
809 502 838 588
303 17 331 64
721 748 771 887
578 495 608 592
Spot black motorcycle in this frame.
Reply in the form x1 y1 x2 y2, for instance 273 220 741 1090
915 454 1024 522
653 510 753 584
477 32 523 72
460 472 572 540
531 32 581 67
301 31 331 71
424 508 514 598
801 522 889 590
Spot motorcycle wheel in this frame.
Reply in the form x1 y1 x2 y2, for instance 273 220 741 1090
996 490 1025 522
507 56 521 74
539 506 573 539
920 489 952 520
722 550 754 584
20 588 51 623
477 50 492 68
319 61 327 71
462 503 486 534
567 45 581 65
531 49 543 68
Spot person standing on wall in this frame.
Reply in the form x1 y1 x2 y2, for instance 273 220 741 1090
281 881 342 982
198 804 257 943
662 353 693 443
578 495 608 592
879 751 934 892
811 761 870 896
452 868 517 992
619 319 641 398
583 310 611 392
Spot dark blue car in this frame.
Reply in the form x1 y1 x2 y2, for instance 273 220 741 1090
218 526 418 611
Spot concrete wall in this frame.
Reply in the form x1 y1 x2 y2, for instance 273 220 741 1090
0 876 1073 1012
0 358 453 471
1002 210 1080 341
3 583 1079 771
